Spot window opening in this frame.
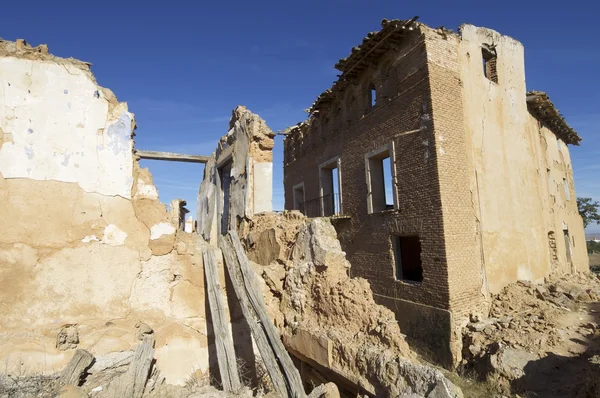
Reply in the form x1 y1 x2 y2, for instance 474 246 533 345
392 235 423 282
382 157 394 210
319 158 342 217
563 229 572 265
366 146 395 213
369 85 377 108
138 157 204 234
482 45 498 83
218 161 232 234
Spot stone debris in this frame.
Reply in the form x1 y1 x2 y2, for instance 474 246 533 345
57 325 80 351
241 212 463 398
461 272 600 395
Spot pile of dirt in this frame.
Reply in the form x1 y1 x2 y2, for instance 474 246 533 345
461 272 600 397
242 212 462 398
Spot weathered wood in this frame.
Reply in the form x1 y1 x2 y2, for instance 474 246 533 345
202 248 242 393
58 349 94 386
136 150 210 164
229 230 306 397
220 232 307 398
111 334 155 398
220 236 289 396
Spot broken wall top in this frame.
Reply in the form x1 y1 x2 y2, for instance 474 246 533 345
526 91 581 145
0 38 98 84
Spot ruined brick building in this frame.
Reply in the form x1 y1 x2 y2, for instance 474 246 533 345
283 18 589 365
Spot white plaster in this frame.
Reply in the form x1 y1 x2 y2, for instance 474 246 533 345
184 216 195 233
0 58 134 198
150 222 176 240
101 224 127 246
81 235 99 243
253 162 273 214
134 178 159 200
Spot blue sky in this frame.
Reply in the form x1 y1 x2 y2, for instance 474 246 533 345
2 0 598 232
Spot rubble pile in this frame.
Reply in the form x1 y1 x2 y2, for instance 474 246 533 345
242 212 463 398
461 272 600 395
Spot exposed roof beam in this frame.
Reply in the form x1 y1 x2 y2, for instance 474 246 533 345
136 150 210 163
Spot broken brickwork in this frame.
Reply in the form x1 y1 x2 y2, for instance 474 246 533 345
283 19 588 366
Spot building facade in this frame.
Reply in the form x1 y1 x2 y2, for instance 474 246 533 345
283 19 588 366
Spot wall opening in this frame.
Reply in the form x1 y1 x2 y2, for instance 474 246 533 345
138 158 204 233
366 144 396 214
293 182 305 214
481 46 498 83
319 158 341 216
392 235 423 282
563 229 572 265
369 84 377 108
218 160 232 234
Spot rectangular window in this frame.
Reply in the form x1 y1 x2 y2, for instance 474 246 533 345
365 144 396 213
482 46 498 83
392 235 423 282
319 157 342 216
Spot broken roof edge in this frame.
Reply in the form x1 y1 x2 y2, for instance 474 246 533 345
526 91 581 146
305 17 422 116
0 38 97 83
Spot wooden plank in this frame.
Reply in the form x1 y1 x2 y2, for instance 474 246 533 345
58 349 94 386
219 235 290 397
110 334 156 398
229 231 306 397
136 150 210 164
203 248 242 393
221 232 307 398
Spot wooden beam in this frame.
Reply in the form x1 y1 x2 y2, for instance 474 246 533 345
202 247 242 393
58 349 94 386
136 150 210 164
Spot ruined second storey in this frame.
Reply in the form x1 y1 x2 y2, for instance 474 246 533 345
283 18 588 366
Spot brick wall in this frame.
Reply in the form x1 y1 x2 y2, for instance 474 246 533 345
285 30 451 310
423 30 485 320
284 29 461 365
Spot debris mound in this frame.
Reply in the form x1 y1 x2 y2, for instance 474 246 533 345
461 272 600 396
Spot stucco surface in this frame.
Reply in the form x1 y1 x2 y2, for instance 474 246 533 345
0 46 211 385
0 57 134 198
459 25 588 294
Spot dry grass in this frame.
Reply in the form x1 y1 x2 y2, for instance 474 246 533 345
446 372 498 398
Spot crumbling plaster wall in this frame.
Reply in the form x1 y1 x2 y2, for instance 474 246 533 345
457 25 588 295
0 41 209 385
197 105 274 242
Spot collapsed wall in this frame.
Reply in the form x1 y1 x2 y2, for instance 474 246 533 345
0 37 463 397
0 39 209 385
241 213 463 397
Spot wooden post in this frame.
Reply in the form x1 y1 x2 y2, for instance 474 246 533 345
109 334 156 398
203 247 242 393
58 349 94 386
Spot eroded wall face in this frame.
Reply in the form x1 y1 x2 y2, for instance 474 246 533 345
283 31 456 366
198 106 274 242
0 44 209 384
458 25 588 295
